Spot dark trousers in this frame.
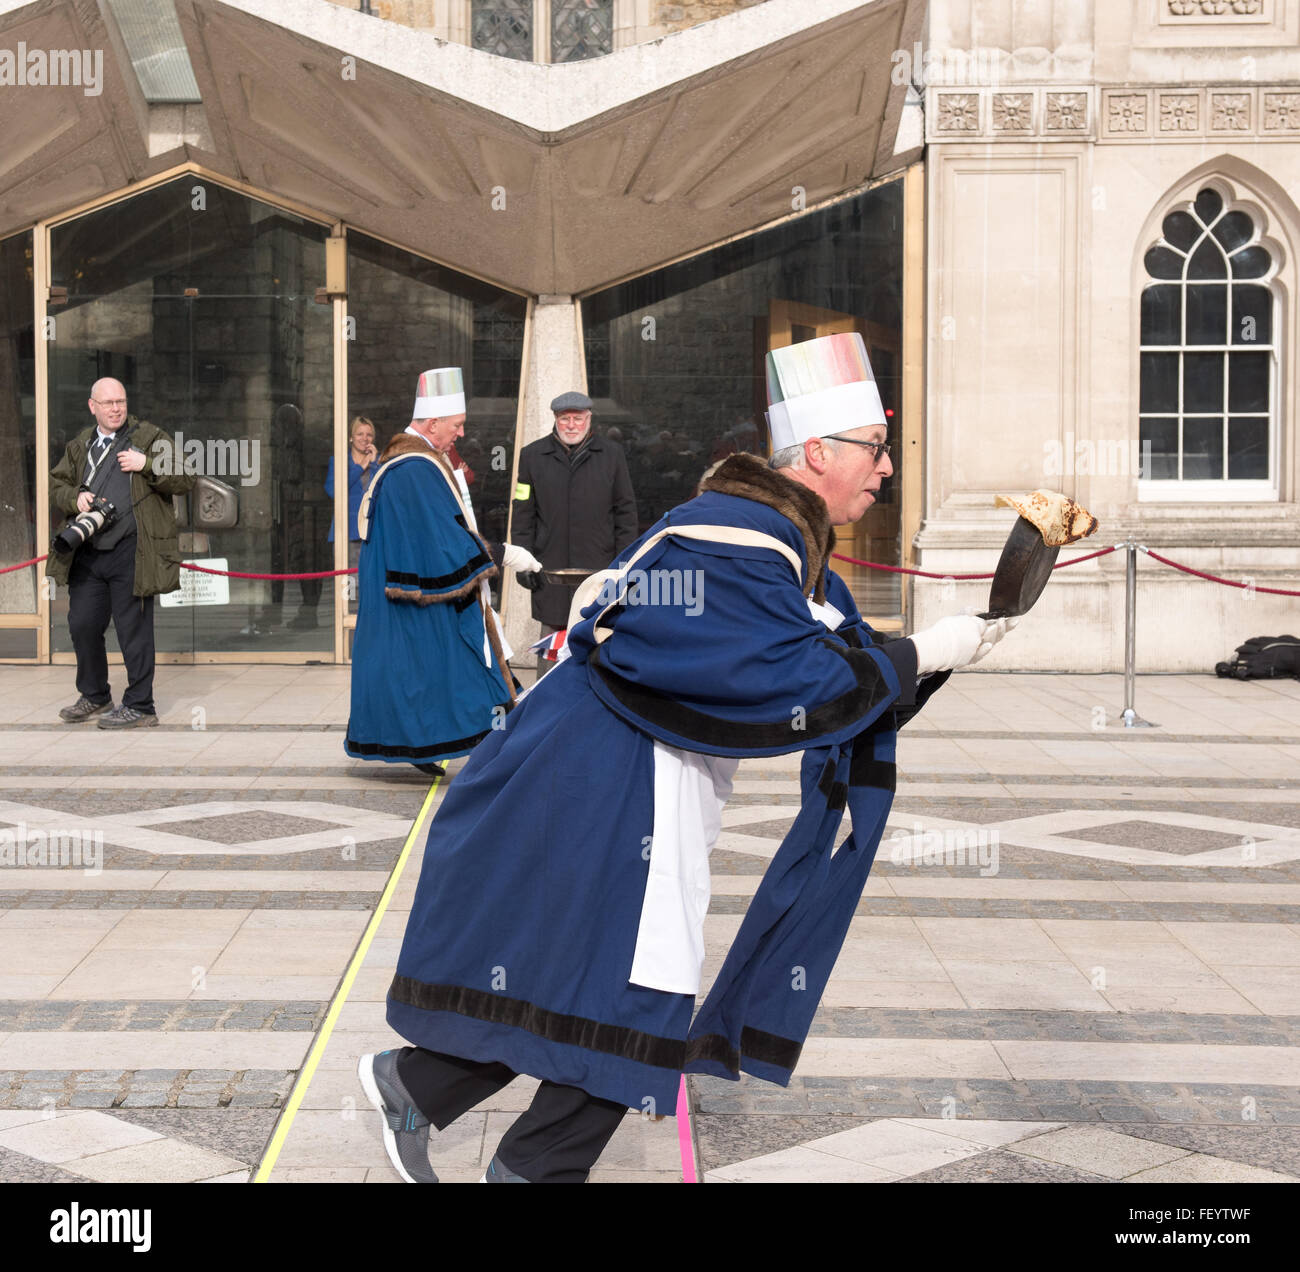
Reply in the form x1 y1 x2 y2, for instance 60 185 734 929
396 1047 627 1183
67 534 156 713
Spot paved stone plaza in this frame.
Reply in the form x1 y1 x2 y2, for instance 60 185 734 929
0 663 1297 1183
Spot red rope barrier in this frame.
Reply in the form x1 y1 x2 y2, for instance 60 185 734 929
830 543 1119 578
0 554 47 575
179 563 356 580
1143 548 1300 598
3 543 1295 597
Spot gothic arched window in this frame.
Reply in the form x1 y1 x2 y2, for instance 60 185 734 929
1139 184 1278 495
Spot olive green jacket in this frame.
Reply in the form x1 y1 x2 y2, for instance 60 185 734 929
46 417 198 596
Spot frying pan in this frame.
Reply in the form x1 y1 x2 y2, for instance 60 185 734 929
541 568 591 586
978 517 1060 619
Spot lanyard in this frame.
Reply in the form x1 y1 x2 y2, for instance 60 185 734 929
84 435 115 486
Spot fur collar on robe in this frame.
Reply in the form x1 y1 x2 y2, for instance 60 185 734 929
698 453 835 604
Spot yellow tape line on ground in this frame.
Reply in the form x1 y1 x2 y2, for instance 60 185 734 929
253 776 442 1183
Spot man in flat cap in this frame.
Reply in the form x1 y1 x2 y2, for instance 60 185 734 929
511 391 637 655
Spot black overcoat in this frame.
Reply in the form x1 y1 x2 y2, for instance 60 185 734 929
511 432 638 627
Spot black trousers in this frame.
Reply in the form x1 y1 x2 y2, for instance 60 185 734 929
396 1047 627 1183
67 534 156 713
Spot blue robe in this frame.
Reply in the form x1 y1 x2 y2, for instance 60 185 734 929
345 451 513 764
387 474 947 1110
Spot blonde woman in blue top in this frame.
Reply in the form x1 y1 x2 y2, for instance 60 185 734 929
326 416 379 608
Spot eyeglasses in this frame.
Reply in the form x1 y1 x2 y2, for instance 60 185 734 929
93 399 127 408
830 437 891 462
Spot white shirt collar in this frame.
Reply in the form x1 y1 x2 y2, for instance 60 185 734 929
404 424 435 451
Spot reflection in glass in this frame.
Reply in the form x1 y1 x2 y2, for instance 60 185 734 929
1140 286 1180 345
346 234 525 559
1182 353 1223 414
1181 416 1223 480
1184 285 1225 345
1194 187 1223 225
583 184 905 617
0 232 36 618
1231 286 1271 345
1187 238 1226 280
1228 417 1268 479
1227 352 1270 413
1140 353 1178 412
1139 419 1178 480
1161 210 1200 252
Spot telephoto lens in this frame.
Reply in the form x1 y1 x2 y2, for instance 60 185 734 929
53 495 117 554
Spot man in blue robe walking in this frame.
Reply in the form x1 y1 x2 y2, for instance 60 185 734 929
360 334 1018 1182
344 368 542 776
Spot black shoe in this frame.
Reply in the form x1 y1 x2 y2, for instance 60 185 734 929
413 762 445 777
59 696 112 723
358 1050 439 1183
96 705 159 729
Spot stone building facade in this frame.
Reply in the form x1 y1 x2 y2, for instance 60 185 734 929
0 0 1296 669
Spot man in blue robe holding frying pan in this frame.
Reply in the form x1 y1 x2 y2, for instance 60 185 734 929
360 332 1021 1183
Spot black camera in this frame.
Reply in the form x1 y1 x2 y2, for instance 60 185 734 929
54 494 117 554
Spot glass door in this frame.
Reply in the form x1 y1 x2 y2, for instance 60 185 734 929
47 177 334 661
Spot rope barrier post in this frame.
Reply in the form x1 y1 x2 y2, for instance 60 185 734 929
1119 539 1157 730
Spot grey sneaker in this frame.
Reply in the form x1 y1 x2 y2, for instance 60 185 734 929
59 695 112 723
358 1050 439 1183
480 1155 530 1183
96 705 159 729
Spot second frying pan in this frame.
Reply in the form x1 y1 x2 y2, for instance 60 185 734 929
978 517 1060 619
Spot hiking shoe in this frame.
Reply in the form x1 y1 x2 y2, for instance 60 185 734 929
480 1155 530 1183
97 705 159 729
358 1050 439 1183
59 695 112 723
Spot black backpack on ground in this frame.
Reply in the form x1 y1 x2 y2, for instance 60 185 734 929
1215 635 1300 680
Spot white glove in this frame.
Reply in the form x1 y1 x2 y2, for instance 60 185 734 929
502 543 543 574
910 614 1019 675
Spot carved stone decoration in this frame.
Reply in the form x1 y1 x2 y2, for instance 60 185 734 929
1044 92 1087 132
1166 0 1264 14
1159 93 1200 131
1210 92 1252 131
935 94 978 133
1262 92 1300 131
1107 94 1149 134
990 93 1032 133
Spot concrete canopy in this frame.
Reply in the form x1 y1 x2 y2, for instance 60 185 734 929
0 0 923 294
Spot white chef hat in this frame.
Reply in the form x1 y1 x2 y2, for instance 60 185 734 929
765 332 887 450
413 367 465 419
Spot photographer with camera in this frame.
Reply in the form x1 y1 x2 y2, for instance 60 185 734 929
46 379 196 728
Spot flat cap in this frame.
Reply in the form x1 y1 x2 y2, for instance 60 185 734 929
550 391 593 413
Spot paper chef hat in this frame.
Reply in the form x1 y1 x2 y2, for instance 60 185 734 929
765 332 887 450
413 367 466 420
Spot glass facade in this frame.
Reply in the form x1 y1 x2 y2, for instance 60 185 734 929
581 182 906 617
48 177 335 655
0 231 36 656
346 232 527 563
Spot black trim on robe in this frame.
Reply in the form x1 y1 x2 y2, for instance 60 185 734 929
390 976 687 1072
684 1028 803 1074
587 638 895 752
390 975 804 1080
385 549 492 593
346 729 493 760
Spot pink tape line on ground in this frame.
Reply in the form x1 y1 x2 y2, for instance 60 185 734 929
676 1075 697 1182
